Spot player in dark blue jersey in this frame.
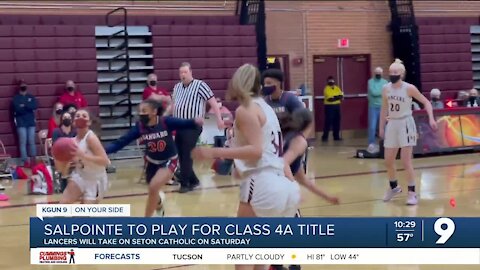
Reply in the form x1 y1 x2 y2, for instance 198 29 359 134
270 108 339 270
282 108 339 205
105 99 203 217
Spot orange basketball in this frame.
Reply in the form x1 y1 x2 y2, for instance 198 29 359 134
51 137 78 162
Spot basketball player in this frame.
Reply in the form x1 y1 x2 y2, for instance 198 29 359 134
192 64 301 270
271 108 339 270
105 99 203 217
57 109 110 204
283 108 340 204
380 59 437 205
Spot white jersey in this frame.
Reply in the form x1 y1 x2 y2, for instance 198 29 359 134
232 98 284 176
385 81 413 119
75 130 106 176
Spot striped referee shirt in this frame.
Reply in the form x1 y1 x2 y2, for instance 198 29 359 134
172 79 214 119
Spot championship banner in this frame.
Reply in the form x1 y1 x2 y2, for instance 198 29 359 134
30 205 480 265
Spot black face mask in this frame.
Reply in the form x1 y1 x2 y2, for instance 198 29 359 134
389 75 401 83
431 97 439 102
148 81 157 87
328 81 335 86
67 87 75 92
20 86 27 92
375 74 382 79
55 109 63 115
469 96 477 105
62 119 72 127
139 114 151 126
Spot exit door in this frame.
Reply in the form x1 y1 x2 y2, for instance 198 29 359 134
313 55 370 132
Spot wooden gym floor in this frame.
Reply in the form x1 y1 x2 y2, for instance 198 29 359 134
0 139 479 270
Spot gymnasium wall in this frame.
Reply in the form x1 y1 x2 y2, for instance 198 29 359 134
0 1 237 16
265 1 392 94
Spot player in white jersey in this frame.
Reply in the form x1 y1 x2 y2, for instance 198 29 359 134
58 109 110 204
192 64 301 270
380 59 437 205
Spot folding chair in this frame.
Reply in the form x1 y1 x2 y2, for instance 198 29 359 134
0 139 13 181
38 129 60 192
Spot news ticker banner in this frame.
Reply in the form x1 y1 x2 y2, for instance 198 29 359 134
31 204 480 265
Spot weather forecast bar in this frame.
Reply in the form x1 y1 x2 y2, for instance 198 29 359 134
31 248 480 265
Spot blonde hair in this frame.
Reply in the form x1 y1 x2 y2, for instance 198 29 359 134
389 58 406 75
226 64 261 106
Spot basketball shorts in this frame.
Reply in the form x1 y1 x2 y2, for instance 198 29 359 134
239 168 301 217
384 116 417 148
71 171 108 201
146 158 178 184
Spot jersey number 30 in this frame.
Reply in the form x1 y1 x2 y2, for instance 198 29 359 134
271 131 283 157
390 103 400 112
148 140 166 152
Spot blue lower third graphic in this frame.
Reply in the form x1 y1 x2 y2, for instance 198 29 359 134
29 217 480 249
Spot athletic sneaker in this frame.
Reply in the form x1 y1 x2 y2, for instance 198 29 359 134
367 144 376 153
383 186 402 202
406 191 418 205
155 191 166 217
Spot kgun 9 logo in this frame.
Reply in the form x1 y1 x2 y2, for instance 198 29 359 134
434 218 455 244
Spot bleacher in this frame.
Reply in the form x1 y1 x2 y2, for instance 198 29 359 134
0 14 257 157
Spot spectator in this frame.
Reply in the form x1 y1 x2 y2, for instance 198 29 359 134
52 111 77 143
47 102 64 138
430 88 444 109
469 88 479 107
367 67 388 152
142 73 171 103
322 76 344 141
262 68 304 133
457 90 469 107
64 103 78 117
58 80 87 109
172 62 223 193
12 80 38 167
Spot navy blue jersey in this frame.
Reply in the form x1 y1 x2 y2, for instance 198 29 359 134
265 92 304 131
283 131 305 175
105 116 198 162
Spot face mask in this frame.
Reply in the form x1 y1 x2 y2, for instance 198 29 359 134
148 81 157 87
389 75 401 83
469 96 477 104
375 74 382 79
20 86 27 92
55 109 63 115
139 114 150 126
67 86 75 92
62 119 72 127
431 97 439 102
328 81 335 86
74 118 88 129
262 85 276 96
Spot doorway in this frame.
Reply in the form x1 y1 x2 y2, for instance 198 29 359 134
313 54 370 132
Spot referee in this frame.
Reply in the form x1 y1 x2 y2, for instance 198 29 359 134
172 62 224 193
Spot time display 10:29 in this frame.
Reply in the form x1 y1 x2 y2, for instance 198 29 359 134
393 221 416 228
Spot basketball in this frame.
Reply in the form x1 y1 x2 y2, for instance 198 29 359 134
51 137 78 162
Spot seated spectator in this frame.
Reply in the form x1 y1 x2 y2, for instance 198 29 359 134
430 88 444 109
469 88 479 107
58 80 87 109
63 103 78 117
142 73 171 103
47 102 64 138
457 90 469 107
52 112 76 143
